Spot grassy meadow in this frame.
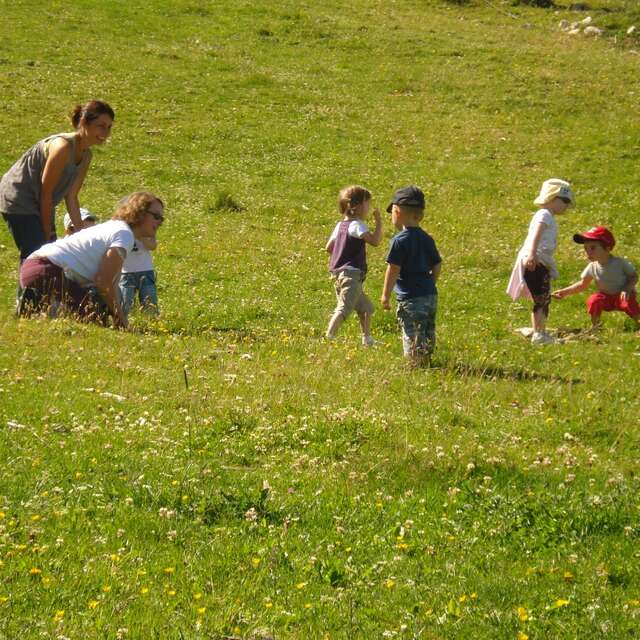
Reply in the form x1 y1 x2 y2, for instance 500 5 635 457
1 0 640 638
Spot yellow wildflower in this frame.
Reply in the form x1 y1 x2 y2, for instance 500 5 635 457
517 606 529 622
29 567 41 575
197 607 206 615
88 600 99 609
163 567 175 574
251 557 261 567
295 582 307 590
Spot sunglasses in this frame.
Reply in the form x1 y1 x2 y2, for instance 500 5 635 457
559 197 572 204
147 210 165 222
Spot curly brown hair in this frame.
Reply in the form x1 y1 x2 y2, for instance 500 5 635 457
112 192 164 228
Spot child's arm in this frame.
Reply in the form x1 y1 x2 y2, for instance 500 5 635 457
325 226 337 254
361 208 382 247
431 261 442 283
139 236 157 251
552 276 592 299
524 222 547 270
621 272 638 301
381 263 401 310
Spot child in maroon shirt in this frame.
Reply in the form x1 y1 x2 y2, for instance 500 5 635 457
325 185 382 345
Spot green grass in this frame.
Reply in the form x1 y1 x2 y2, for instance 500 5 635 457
1 0 640 638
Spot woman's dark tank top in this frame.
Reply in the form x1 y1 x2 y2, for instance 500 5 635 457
0 133 90 231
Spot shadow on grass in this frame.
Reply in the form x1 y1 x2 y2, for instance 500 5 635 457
441 359 583 385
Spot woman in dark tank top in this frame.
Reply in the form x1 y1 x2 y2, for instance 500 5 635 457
0 100 115 256
0 100 115 309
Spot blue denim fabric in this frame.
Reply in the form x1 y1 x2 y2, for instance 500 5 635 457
4 213 52 310
396 295 437 357
119 270 158 316
3 213 50 260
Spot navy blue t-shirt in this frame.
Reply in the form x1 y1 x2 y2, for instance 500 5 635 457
386 227 442 300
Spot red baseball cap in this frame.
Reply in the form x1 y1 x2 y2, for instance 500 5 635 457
573 226 615 249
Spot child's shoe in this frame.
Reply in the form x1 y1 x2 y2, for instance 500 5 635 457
531 331 557 345
362 335 376 347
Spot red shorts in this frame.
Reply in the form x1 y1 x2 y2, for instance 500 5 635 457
586 291 640 318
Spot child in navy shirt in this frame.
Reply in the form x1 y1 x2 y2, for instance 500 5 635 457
325 185 382 345
381 186 442 364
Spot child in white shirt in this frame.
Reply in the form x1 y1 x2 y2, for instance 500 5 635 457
119 235 159 317
507 179 575 345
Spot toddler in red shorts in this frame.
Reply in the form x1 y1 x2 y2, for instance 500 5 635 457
552 226 640 329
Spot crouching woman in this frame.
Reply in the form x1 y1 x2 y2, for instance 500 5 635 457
19 192 164 328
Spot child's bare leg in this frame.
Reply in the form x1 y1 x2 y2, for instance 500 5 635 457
590 312 602 331
358 311 377 346
531 308 546 334
326 312 344 338
357 310 371 337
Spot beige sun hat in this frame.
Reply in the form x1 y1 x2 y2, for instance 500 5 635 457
534 178 575 208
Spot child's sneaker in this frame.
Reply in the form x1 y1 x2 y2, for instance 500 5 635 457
531 331 557 345
362 335 376 347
